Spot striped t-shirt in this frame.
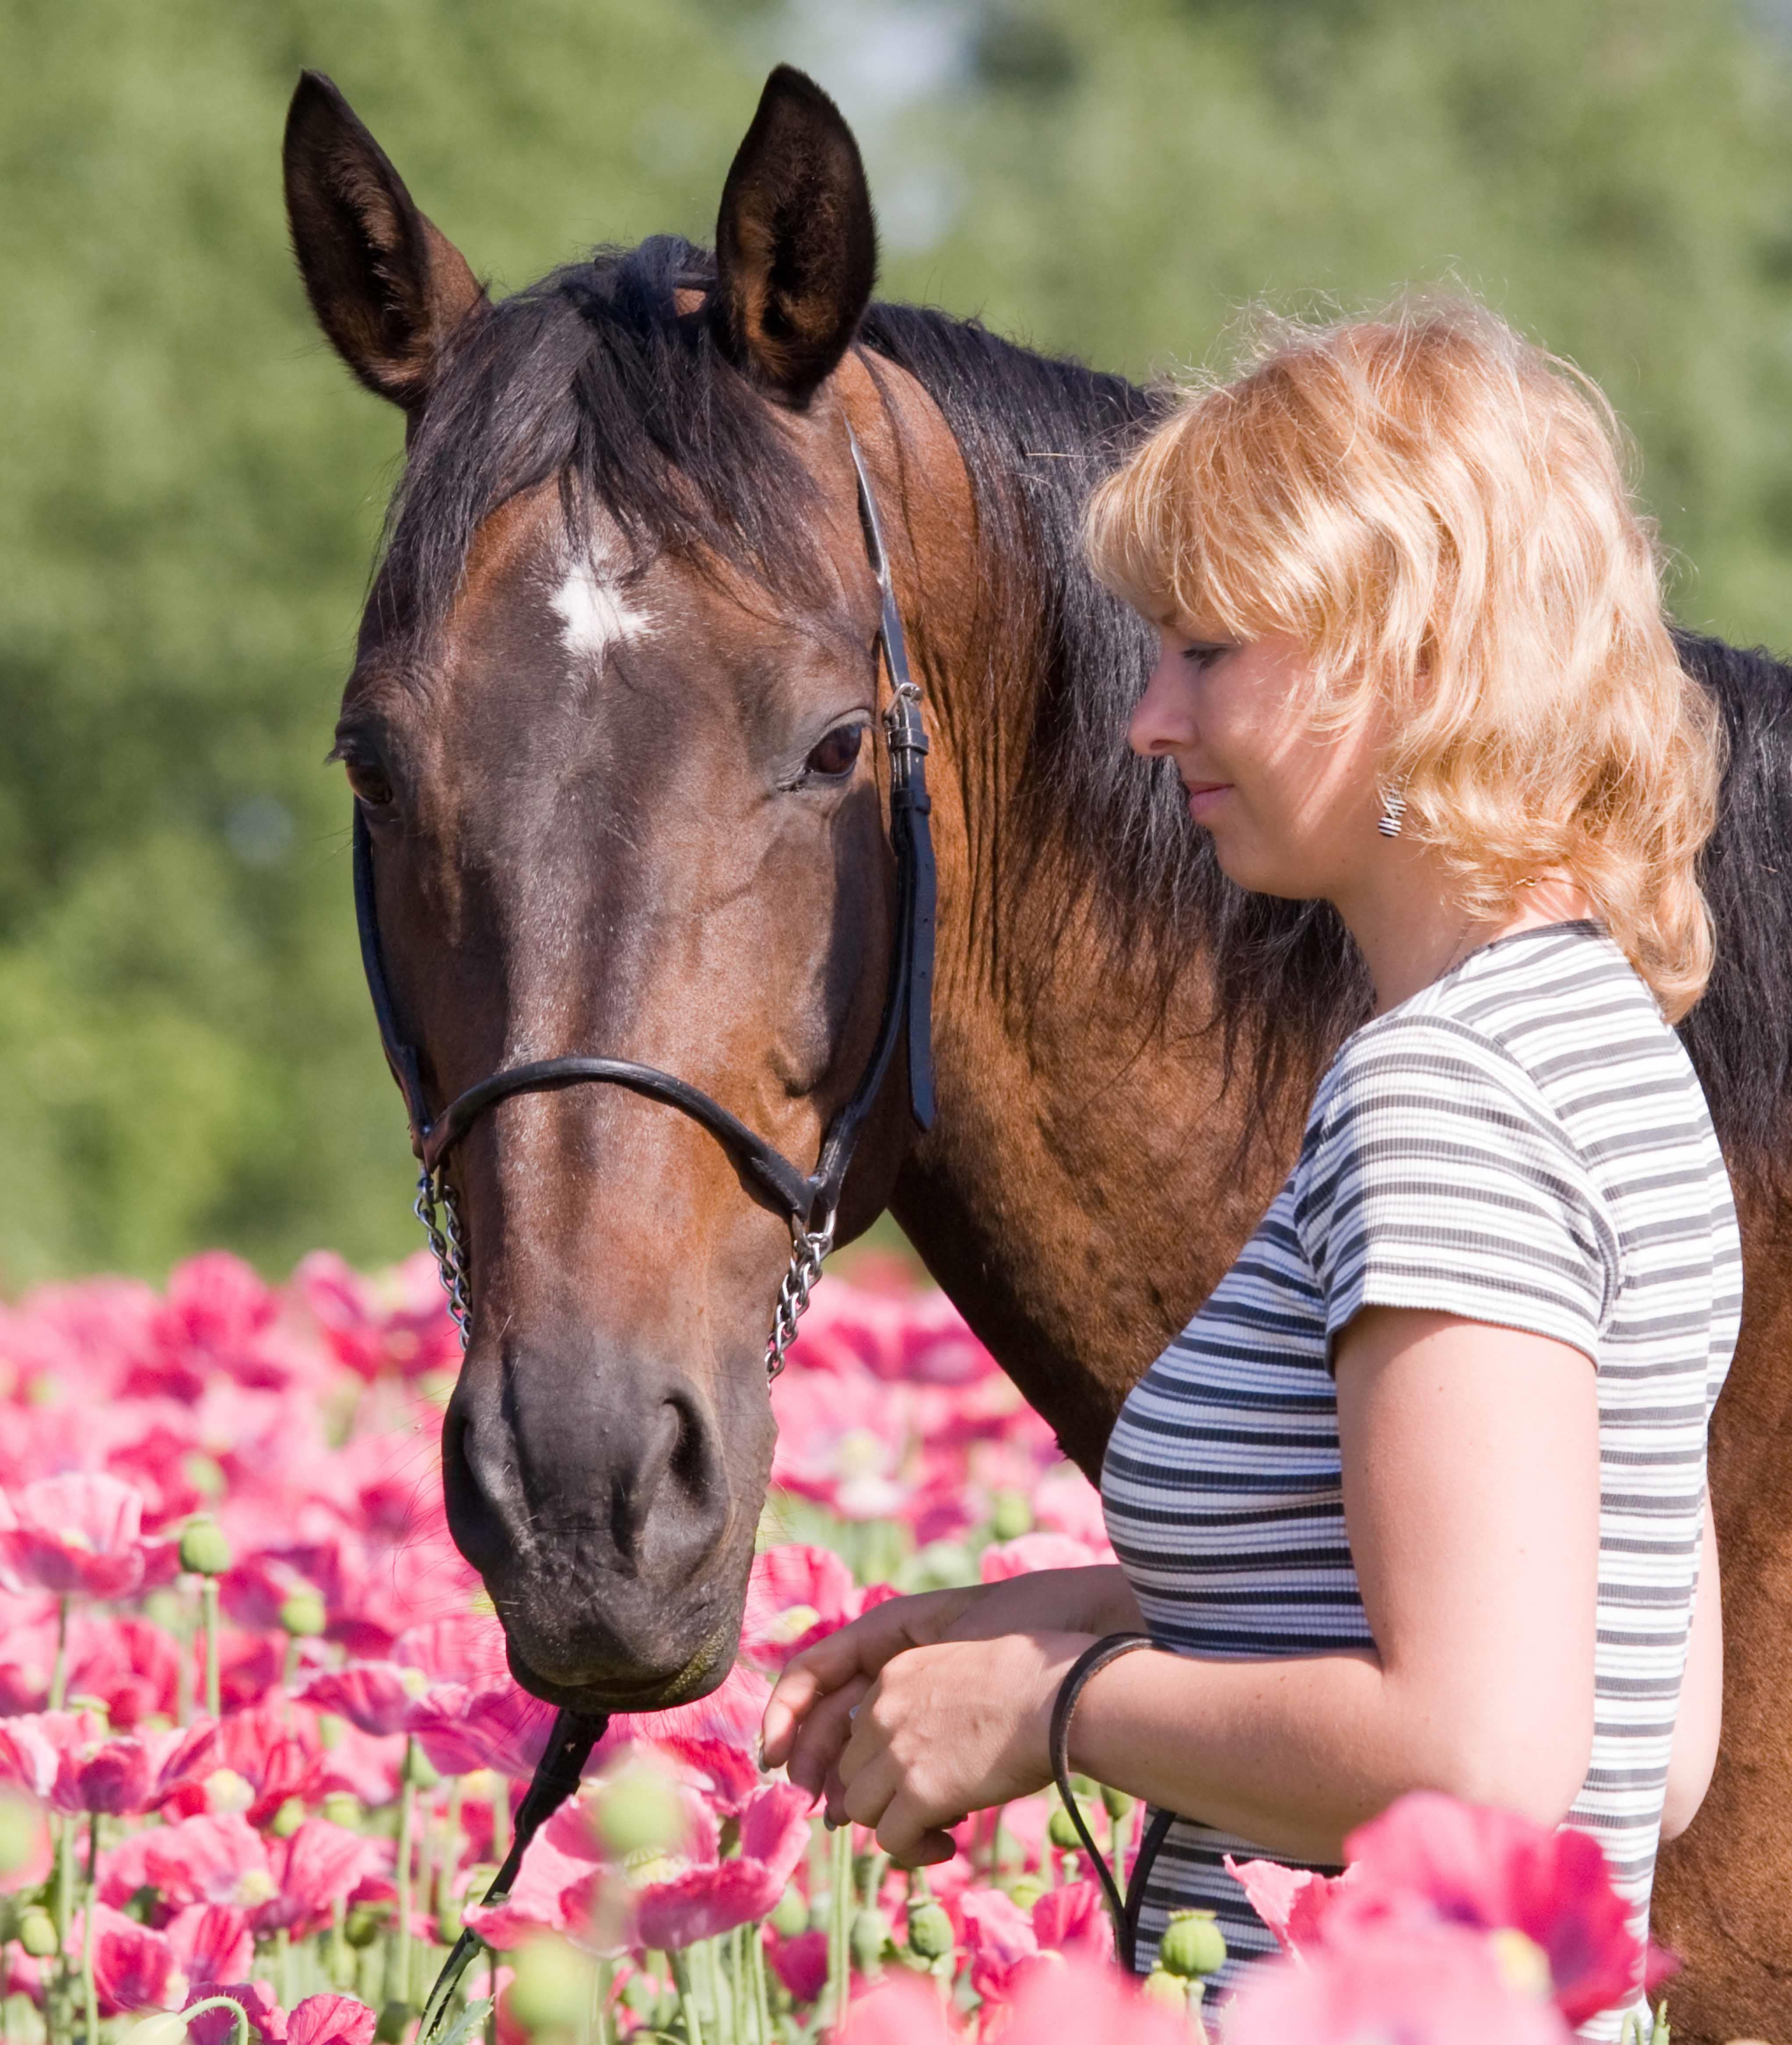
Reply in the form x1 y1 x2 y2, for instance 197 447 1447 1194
1099 921 1740 2027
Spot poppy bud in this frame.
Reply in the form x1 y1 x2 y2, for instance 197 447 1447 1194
1046 1803 1095 1853
989 1490 1032 1542
1100 1784 1135 1822
769 1887 808 1939
594 1768 682 1860
506 1935 593 2032
119 2015 201 2045
905 1898 953 1960
178 1518 231 1578
269 1796 307 1838
402 1743 439 1791
851 1906 889 1977
18 1908 57 1959
0 1793 42 1877
1009 1874 1047 1912
1141 1968 1189 2013
320 1792 363 1830
279 1589 327 1638
1158 1908 1226 1980
374 2002 416 2044
344 1901 389 1949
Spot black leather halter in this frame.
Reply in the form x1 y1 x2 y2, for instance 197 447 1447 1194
351 424 937 1371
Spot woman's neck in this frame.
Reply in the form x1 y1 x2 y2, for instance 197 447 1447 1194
1337 851 1600 1018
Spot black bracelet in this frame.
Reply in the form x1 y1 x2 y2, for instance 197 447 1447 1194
1048 1632 1175 1974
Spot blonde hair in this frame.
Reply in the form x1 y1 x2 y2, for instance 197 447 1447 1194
1084 296 1725 1022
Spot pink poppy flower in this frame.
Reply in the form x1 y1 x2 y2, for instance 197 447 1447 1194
90 1903 185 2015
0 1474 149 1600
979 1531 1113 1582
837 1967 963 2042
1029 1464 1112 1548
392 1613 512 1686
998 1950 1205 2045
960 1887 1040 2004
1224 1853 1356 1957
462 1800 604 1949
143 1812 383 1940
0 1710 217 1817
741 1545 860 1667
89 1899 252 2015
166 1701 321 1830
65 1613 183 1729
405 1682 560 1782
292 1250 459 1386
133 1252 302 1400
296 1662 425 1740
182 1981 286 2045
1224 1916 1573 2045
632 1782 811 1951
766 1925 829 2004
284 1995 378 2045
1340 1793 1644 2026
167 1904 255 1990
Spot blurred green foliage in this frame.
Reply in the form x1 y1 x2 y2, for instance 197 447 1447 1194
3 0 1791 1283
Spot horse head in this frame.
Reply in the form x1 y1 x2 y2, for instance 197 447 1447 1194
284 66 935 1711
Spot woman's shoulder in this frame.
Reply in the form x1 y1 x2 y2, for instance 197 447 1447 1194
1308 919 1666 1144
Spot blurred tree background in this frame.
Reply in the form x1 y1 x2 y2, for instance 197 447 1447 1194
4 0 1792 1285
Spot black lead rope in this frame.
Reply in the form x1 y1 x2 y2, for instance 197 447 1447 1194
1048 1634 1177 1976
419 1709 608 2039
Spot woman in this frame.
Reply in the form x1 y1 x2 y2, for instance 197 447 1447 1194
760 299 1737 2025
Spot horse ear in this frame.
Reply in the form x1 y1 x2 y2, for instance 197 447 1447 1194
710 67 877 408
282 71 486 411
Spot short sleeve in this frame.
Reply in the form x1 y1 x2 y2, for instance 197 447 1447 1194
1291 1016 1619 1368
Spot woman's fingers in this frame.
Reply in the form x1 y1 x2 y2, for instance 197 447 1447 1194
761 1600 948 1767
782 1672 871 1798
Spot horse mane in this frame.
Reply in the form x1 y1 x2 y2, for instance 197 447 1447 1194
378 235 1790 1191
1671 632 1792 1199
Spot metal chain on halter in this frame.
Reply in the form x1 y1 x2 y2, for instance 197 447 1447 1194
765 1207 837 1381
414 1168 473 1349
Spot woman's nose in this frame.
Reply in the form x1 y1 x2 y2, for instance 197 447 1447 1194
1128 643 1192 759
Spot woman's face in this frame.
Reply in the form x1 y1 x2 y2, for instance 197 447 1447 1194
1129 623 1390 901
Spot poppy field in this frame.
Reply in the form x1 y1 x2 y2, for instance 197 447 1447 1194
0 1251 1671 2045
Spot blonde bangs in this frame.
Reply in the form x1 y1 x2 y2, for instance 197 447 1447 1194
1084 296 1725 1021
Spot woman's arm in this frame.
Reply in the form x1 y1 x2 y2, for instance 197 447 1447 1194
806 1305 1602 1865
1660 1495 1721 1841
1066 1306 1600 1858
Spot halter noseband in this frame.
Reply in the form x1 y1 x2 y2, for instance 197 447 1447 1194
351 423 937 1375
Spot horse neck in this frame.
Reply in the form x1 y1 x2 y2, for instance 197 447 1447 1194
873 376 1292 1480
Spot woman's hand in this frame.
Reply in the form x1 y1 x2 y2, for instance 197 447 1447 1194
760 1567 1139 1806
833 1629 1095 1864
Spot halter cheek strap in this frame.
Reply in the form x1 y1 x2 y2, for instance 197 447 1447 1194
351 421 936 1374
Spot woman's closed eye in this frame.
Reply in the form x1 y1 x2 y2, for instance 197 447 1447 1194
1181 640 1236 671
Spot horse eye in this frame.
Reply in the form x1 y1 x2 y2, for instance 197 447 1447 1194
342 756 396 810
805 724 866 780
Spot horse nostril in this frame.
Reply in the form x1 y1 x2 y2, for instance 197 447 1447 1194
609 1395 717 1563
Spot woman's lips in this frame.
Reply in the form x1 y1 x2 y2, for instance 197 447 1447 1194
1185 781 1231 821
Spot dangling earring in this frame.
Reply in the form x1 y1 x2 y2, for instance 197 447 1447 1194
1376 780 1408 839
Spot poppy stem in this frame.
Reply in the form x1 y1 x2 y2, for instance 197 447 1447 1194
49 1597 70 1714
79 1857 96 2045
669 1949 704 2045
825 1821 853 2035
396 1740 419 2008
199 1577 221 1721
748 1923 772 2045
183 1995 252 2045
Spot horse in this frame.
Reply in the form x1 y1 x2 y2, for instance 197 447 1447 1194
282 64 1792 2038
